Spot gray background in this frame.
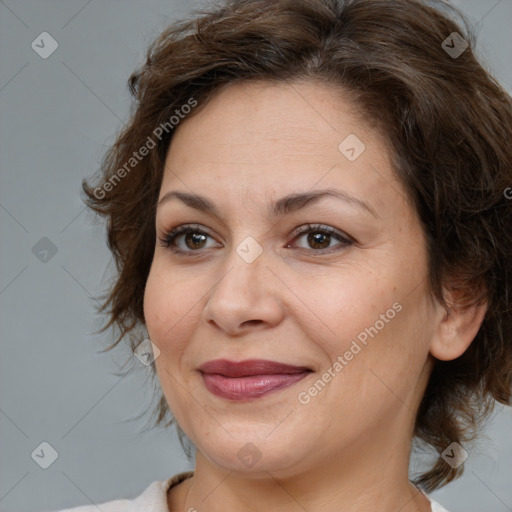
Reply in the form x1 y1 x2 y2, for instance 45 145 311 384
0 1 510 511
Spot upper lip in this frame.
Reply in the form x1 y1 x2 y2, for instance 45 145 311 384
198 359 312 377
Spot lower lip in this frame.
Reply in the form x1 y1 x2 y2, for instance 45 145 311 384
201 372 310 400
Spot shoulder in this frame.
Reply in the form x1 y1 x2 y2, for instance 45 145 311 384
429 497 450 512
415 486 450 512
49 472 194 512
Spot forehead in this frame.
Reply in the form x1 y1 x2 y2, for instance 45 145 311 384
161 80 402 216
168 80 369 159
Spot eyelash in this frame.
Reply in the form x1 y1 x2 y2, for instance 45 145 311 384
158 223 353 256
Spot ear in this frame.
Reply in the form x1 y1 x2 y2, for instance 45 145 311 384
429 288 487 361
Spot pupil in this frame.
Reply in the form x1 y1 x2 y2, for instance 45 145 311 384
186 233 206 249
309 232 329 249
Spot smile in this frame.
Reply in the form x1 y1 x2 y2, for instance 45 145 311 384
198 359 313 401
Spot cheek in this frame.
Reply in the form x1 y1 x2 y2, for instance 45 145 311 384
143 264 198 411
143 262 194 354
143 267 167 338
344 284 434 404
299 268 393 350
304 261 430 380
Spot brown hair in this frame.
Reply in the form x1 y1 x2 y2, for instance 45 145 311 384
83 0 512 492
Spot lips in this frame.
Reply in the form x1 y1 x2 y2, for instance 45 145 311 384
198 359 312 400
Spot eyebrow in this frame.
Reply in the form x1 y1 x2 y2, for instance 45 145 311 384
157 188 378 219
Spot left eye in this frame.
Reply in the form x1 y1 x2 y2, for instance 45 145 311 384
288 224 353 252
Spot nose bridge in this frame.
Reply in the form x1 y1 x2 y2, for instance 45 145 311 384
202 236 284 332
217 234 269 299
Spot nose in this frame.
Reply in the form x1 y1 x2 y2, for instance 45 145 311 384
201 245 285 336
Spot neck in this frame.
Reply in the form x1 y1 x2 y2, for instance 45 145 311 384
169 434 431 512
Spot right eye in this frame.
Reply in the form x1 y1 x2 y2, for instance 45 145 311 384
158 224 221 255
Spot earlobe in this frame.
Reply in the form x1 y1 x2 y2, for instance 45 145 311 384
429 291 488 361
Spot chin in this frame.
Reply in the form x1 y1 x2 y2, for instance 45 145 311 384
187 423 316 476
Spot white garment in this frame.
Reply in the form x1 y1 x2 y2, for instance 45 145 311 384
431 501 450 512
51 474 450 512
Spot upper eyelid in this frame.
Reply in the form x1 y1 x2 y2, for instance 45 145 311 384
161 222 345 237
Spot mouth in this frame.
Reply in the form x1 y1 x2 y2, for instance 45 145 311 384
198 359 313 401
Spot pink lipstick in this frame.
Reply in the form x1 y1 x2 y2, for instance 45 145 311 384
198 359 312 400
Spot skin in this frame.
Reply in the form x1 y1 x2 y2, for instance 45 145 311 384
143 80 486 512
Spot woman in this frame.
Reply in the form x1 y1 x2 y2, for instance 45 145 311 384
67 0 512 510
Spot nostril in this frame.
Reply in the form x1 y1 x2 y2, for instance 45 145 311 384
242 319 263 327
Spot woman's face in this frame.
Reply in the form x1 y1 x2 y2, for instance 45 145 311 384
144 80 441 476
